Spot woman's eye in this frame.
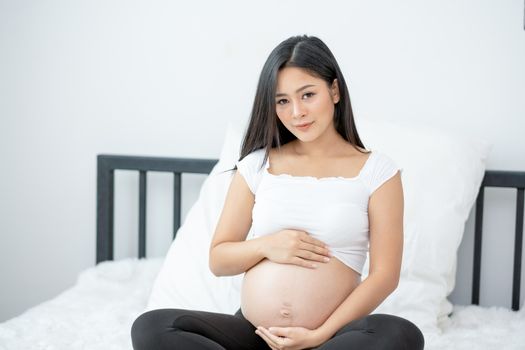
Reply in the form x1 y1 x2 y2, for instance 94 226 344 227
276 93 313 105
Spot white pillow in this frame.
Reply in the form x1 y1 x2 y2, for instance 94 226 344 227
356 118 491 335
147 118 491 336
145 124 244 314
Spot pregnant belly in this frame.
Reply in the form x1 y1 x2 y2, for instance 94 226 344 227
240 257 361 330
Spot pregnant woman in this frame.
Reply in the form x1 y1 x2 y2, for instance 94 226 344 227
131 34 424 350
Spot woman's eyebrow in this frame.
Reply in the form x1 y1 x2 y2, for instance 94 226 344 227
275 84 316 97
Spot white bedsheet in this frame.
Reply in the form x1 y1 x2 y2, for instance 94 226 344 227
0 258 523 350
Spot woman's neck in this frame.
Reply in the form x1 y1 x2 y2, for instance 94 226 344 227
290 132 349 159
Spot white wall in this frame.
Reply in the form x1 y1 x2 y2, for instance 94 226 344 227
1 0 524 322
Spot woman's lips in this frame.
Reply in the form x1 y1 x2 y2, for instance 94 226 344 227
295 121 314 131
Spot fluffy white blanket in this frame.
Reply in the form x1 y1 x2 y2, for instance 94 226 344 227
0 258 523 350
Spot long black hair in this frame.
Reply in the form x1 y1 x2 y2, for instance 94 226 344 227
230 34 367 173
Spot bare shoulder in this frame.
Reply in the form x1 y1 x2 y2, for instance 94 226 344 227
268 142 294 164
348 144 371 157
339 145 372 177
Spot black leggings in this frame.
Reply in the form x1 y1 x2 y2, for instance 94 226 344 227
131 308 424 349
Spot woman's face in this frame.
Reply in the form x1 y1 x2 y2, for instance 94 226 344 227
275 66 340 143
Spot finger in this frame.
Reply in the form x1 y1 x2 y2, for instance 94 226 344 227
255 327 279 349
300 232 329 249
300 241 333 257
291 256 318 269
296 249 331 263
268 326 290 338
258 326 291 347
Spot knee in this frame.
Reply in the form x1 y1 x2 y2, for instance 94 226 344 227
368 314 425 350
131 309 167 349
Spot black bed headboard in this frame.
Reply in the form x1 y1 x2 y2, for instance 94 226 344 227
96 154 218 263
95 154 525 311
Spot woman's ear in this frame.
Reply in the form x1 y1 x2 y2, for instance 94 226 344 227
331 79 340 104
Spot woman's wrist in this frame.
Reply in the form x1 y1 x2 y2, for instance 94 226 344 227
313 324 337 346
254 235 268 260
310 326 334 347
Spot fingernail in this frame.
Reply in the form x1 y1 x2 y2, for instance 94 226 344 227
323 257 330 262
311 264 318 268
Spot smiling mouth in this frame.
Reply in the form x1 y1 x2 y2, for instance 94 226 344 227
295 122 313 127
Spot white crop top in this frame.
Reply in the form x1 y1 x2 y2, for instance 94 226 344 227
236 148 402 275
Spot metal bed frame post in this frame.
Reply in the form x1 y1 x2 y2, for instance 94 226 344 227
97 156 115 263
472 170 525 311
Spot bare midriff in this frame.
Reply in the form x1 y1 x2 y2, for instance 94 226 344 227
240 257 361 330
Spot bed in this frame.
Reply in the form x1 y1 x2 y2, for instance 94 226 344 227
1 121 524 350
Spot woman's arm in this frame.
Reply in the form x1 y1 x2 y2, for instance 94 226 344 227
209 170 333 276
313 171 404 343
209 170 263 276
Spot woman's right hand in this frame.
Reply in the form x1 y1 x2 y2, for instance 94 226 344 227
259 229 333 268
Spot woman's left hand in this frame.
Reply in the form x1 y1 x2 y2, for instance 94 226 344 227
255 325 326 350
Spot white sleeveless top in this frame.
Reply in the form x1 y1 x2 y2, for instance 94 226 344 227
236 148 402 275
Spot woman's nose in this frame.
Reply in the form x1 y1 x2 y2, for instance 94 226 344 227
292 100 306 119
